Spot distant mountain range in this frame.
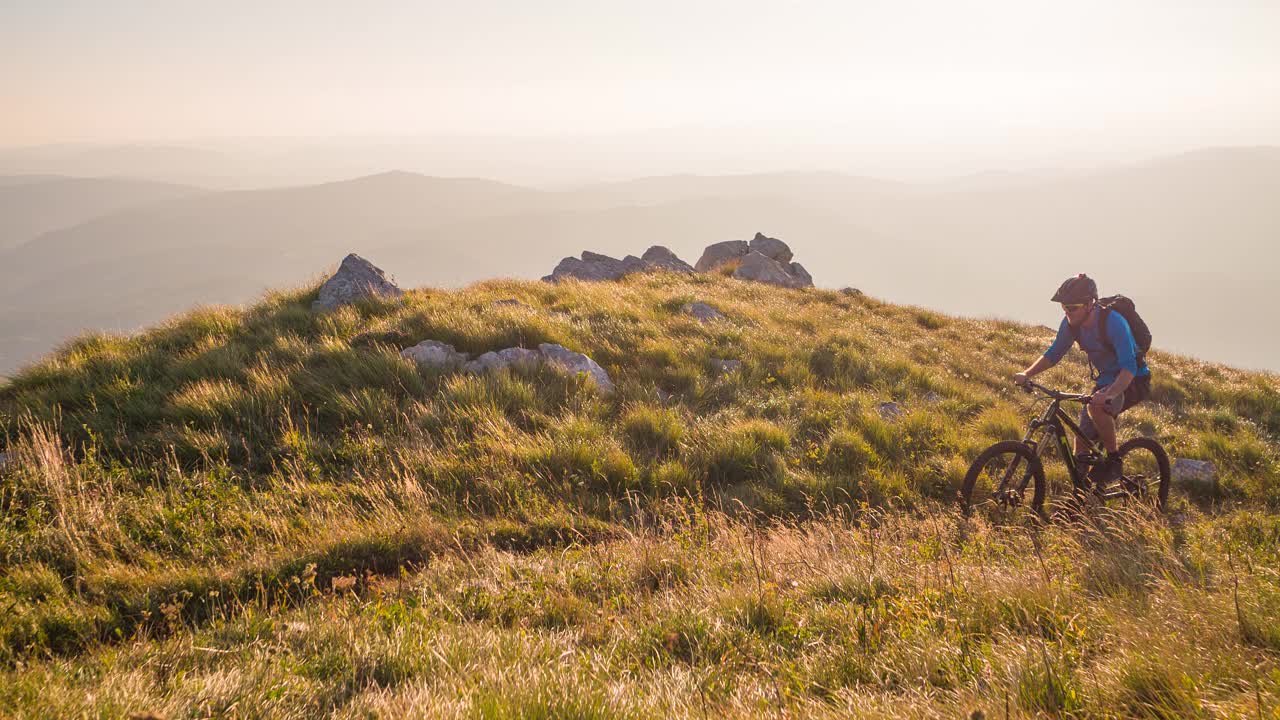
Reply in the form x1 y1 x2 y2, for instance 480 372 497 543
1 146 1277 377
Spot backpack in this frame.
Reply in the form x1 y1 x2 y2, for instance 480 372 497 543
1071 295 1152 373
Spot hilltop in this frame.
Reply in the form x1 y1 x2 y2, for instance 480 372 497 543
0 270 1277 717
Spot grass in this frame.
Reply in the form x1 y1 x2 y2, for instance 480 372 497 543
0 271 1277 717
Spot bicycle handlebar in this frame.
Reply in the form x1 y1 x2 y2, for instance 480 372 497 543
1018 379 1093 402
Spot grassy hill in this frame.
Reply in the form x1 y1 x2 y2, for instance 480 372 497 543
0 272 1277 718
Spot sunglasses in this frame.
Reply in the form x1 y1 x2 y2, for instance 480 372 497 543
1061 302 1089 312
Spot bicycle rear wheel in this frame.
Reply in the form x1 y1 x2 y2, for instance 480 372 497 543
1112 436 1171 510
960 440 1047 521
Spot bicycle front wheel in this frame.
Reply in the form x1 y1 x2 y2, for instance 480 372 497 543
1114 436 1171 510
960 440 1047 521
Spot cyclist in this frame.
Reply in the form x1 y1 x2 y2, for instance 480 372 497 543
1012 274 1152 487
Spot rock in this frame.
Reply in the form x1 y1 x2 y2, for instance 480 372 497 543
748 232 793 264
464 347 542 374
694 240 750 272
923 391 943 404
788 262 813 286
640 245 694 273
840 287 863 296
542 251 647 282
537 343 615 394
732 252 813 289
877 402 904 421
710 358 742 374
312 254 403 312
1172 458 1217 491
401 340 470 370
0 452 9 470
682 302 725 323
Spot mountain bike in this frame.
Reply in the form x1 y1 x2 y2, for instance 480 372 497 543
959 380 1170 520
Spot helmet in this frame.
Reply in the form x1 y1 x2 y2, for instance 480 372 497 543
1051 273 1097 304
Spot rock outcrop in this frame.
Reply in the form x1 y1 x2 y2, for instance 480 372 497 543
694 240 750 272
463 347 541 374
543 246 693 282
732 251 812 289
640 245 695 273
400 339 614 394
313 254 403 312
538 343 615 393
400 340 469 370
694 233 813 288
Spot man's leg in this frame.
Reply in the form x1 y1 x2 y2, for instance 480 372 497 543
1087 403 1119 454
1086 393 1126 487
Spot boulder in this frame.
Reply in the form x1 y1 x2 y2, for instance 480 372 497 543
491 298 531 309
748 232 793 264
682 302 725 323
538 343 615 393
840 287 863 296
0 452 9 471
694 240 750 272
641 245 694 273
542 251 647 283
732 252 813 289
1172 458 1217 492
313 254 403 312
788 262 814 286
401 340 470 370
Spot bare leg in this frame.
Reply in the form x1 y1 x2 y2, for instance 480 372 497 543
1087 404 1119 454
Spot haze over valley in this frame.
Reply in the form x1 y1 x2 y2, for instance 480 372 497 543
1 145 1277 377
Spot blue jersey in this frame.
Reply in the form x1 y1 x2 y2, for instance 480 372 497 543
1044 310 1151 388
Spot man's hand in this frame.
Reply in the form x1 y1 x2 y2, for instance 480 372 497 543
1013 372 1030 388
1089 391 1114 409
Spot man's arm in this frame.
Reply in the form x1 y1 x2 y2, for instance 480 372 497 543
1015 319 1071 385
1014 355 1056 386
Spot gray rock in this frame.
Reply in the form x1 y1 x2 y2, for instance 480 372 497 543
923 391 943 404
877 402 904 421
748 232 794 264
542 251 647 283
538 343 615 394
694 240 750 272
682 302 725 323
710 358 742 374
840 287 863 296
313 254 403 312
732 252 813 289
788 262 813 286
401 340 470 370
492 298 531 309
464 346 544 373
0 452 9 471
641 245 694 273
1172 458 1217 491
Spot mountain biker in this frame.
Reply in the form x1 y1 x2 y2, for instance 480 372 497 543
1012 274 1152 488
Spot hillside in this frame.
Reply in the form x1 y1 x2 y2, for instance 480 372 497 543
0 272 1277 717
2 147 1279 378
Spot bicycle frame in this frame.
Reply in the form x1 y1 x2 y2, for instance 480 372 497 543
1021 394 1100 494
991 381 1100 502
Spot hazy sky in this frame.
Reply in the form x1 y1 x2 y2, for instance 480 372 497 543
4 0 1280 154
